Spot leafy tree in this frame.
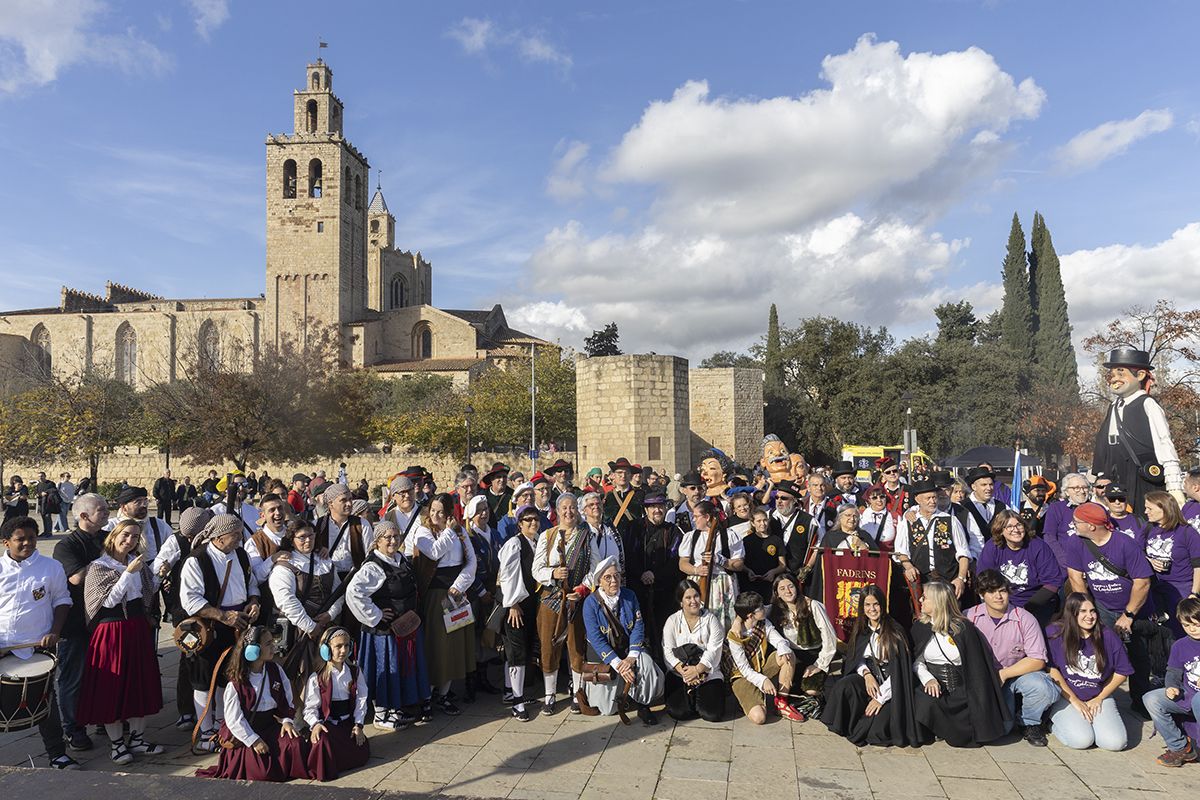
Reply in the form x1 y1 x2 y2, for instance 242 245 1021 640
1000 212 1035 361
365 374 463 452
764 304 784 390
583 323 622 357
934 301 979 345
1030 212 1078 390
700 351 761 369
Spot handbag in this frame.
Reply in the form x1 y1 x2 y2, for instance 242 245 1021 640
442 595 475 633
485 603 506 634
174 558 235 656
390 610 422 639
580 662 614 683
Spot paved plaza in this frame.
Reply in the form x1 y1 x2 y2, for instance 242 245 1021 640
0 541 1187 799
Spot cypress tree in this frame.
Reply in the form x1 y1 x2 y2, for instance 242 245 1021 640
765 304 784 391
999 212 1035 361
1030 212 1079 389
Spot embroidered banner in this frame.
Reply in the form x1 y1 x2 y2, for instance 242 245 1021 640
821 549 893 641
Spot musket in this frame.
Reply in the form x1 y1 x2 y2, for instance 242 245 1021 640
698 521 718 605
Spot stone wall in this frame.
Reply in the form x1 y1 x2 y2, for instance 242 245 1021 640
1 450 576 499
689 367 765 466
576 354 691 478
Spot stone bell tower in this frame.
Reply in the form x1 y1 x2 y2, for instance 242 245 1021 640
265 60 370 354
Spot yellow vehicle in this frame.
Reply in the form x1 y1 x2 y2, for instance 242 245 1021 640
841 444 934 482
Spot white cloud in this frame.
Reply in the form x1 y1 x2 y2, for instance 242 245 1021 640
187 0 230 40
515 36 1040 357
0 0 170 94
508 300 591 346
545 139 590 201
1055 109 1174 172
601 35 1043 236
447 17 571 75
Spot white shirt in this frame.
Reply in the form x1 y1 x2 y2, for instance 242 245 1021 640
726 619 792 691
0 551 71 659
963 496 1000 559
96 553 160 607
862 509 890 542
679 528 746 578
662 609 725 682
1108 390 1183 492
180 543 250 616
268 551 342 634
915 631 963 686
772 508 803 545
497 533 539 608
778 600 838 674
327 515 375 573
223 666 293 747
104 514 171 562
893 511 970 573
245 527 285 587
303 663 367 727
151 533 184 576
854 629 894 705
410 525 476 595
345 552 408 628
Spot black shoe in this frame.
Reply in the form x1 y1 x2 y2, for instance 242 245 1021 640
637 705 658 726
418 701 434 724
570 695 581 715
502 689 516 704
436 695 461 716
511 703 531 722
541 697 556 716
67 730 94 752
1022 724 1048 747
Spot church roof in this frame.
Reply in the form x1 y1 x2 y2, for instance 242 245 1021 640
368 189 388 214
373 357 485 373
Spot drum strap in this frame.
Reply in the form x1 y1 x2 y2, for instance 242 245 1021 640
190 645 234 756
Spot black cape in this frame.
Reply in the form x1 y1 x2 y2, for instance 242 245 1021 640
821 626 925 747
910 620 1011 747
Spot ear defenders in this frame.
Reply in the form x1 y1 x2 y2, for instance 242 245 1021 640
243 625 265 662
319 626 351 661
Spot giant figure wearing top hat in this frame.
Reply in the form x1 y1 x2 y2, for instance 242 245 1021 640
1091 347 1185 514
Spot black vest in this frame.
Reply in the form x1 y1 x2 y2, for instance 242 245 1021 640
517 535 538 597
191 545 252 607
909 515 959 579
367 552 418 624
1092 394 1157 484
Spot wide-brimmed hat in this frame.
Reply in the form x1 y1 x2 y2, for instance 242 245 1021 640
607 457 635 473
481 462 510 484
1102 348 1153 371
909 479 938 498
114 486 148 506
964 466 995 485
544 459 573 476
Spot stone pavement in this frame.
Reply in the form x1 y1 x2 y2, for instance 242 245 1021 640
1 538 1189 799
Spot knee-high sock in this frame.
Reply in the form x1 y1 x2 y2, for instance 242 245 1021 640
504 662 513 690
572 670 583 694
508 665 526 701
193 687 223 731
543 671 558 699
129 717 146 735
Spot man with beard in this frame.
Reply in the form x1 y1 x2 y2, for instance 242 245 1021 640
769 480 817 577
544 459 576 504
831 461 864 506
1092 348 1185 515
626 493 684 664
666 471 705 533
316 483 375 579
105 486 172 565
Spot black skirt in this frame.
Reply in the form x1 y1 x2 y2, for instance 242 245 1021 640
821 672 925 747
913 666 978 747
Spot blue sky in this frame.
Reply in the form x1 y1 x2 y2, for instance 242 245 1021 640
3 1 1199 364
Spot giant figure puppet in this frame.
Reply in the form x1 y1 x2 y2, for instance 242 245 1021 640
1091 347 1185 514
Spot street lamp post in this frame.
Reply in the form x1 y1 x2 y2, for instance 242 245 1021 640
901 391 914 469
465 404 474 465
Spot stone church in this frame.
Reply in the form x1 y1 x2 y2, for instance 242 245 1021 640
0 60 547 389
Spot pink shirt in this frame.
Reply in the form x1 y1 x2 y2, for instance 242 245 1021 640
966 604 1047 670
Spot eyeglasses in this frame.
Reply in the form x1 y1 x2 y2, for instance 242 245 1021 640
1065 485 1088 492
1003 521 1025 531
883 469 899 475
599 574 620 583
519 517 540 525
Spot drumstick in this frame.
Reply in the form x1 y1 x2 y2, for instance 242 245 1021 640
1 641 45 651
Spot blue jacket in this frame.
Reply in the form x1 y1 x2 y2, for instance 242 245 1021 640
582 588 645 666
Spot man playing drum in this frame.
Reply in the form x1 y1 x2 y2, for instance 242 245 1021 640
0 516 80 769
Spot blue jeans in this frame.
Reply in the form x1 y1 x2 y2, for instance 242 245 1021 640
1049 695 1128 750
1003 670 1059 729
1144 688 1200 751
55 636 87 736
56 503 71 532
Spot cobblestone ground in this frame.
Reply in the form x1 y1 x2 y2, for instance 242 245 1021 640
1 540 1188 799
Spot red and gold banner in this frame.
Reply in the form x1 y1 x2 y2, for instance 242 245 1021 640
821 549 893 641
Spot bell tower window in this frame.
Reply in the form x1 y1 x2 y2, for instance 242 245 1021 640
355 175 363 209
306 99 318 133
283 159 297 198
311 71 320 90
308 159 323 198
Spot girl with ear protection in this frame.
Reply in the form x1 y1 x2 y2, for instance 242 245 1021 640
303 627 371 781
196 625 310 781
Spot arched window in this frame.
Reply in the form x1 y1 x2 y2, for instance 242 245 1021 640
344 167 352 204
370 219 379 234
29 324 51 375
282 159 297 198
354 174 362 209
412 322 433 359
306 99 318 133
116 323 137 387
390 275 407 309
311 71 320 90
308 158 322 198
198 320 220 371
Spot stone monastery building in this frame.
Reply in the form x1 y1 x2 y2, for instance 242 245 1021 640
0 60 547 389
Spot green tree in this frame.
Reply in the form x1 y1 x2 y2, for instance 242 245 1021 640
764 304 784 390
699 351 761 369
1030 211 1078 390
934 301 979 345
583 323 622 357
1000 212 1035 361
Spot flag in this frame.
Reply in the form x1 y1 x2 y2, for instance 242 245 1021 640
1010 447 1022 511
820 549 893 641
319 41 328 48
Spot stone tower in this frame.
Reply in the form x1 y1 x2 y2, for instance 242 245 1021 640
366 186 433 313
265 60 371 354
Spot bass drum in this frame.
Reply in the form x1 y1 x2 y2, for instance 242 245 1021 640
0 652 57 732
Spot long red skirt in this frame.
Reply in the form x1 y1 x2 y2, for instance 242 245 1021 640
307 719 371 782
76 617 163 725
196 714 310 782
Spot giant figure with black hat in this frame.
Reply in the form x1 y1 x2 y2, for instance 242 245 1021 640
1091 348 1184 515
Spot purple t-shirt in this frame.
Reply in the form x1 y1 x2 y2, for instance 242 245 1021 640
1170 635 1200 709
1110 515 1148 549
1065 532 1153 614
1041 501 1078 567
977 537 1064 607
1183 500 1200 533
1144 524 1200 598
1046 624 1134 701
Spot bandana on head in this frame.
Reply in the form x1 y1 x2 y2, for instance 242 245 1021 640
324 483 352 503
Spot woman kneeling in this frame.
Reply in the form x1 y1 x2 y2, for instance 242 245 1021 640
662 580 727 722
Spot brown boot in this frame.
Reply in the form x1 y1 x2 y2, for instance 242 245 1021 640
574 689 600 716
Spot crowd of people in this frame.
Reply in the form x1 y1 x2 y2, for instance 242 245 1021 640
3 446 1200 783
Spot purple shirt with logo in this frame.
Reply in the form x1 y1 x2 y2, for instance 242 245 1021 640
1046 624 1133 702
977 537 1064 607
1144 524 1200 599
1041 501 1078 567
1065 532 1153 614
1110 514 1148 549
